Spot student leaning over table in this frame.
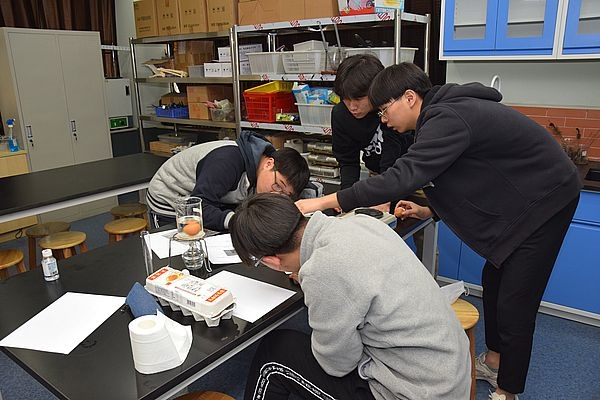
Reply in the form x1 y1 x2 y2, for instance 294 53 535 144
296 63 582 400
230 193 470 400
146 130 309 232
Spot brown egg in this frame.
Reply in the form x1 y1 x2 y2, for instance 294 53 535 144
183 221 201 236
394 207 406 218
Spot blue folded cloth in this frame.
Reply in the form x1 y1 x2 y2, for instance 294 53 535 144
125 282 163 318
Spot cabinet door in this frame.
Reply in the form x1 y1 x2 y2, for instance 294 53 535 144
443 0 500 55
9 32 74 171
495 0 560 54
563 0 600 54
59 33 111 164
543 221 600 314
438 222 462 279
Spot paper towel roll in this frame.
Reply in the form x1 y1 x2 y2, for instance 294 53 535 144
129 313 192 374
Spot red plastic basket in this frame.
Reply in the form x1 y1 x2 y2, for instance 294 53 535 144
243 81 297 123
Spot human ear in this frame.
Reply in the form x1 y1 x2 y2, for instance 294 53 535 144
261 255 283 270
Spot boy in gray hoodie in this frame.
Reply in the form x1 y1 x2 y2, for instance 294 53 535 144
230 193 470 400
147 131 309 231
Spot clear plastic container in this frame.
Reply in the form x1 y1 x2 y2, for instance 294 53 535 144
282 50 328 74
247 52 285 74
344 47 418 67
296 103 334 127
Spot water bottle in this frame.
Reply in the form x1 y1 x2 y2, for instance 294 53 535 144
41 249 60 282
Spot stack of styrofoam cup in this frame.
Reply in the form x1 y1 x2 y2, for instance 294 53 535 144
128 313 192 374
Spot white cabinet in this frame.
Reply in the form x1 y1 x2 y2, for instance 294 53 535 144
0 28 112 172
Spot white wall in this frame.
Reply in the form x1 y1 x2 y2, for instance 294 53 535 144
445 60 600 108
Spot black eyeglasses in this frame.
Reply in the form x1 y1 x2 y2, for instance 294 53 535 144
249 255 264 268
377 97 400 119
272 165 283 193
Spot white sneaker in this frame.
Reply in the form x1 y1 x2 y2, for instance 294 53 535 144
489 390 520 400
475 352 498 388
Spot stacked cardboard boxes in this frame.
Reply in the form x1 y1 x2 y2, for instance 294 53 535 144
207 0 238 32
173 40 214 72
238 0 337 26
134 0 159 38
179 0 208 33
187 85 234 119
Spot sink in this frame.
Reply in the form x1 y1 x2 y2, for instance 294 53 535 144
584 168 600 182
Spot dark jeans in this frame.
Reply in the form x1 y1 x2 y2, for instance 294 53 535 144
245 329 375 400
482 195 580 394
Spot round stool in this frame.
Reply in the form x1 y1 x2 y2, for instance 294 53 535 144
111 203 148 228
39 231 88 260
0 249 27 280
25 221 71 269
451 298 480 400
104 217 147 243
175 392 235 400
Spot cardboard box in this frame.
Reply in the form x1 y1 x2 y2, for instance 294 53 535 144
150 140 180 155
189 102 210 119
157 0 181 36
179 0 208 33
237 0 260 25
207 0 238 32
134 0 159 38
337 0 373 15
305 0 338 19
174 40 214 71
187 85 234 103
217 44 262 62
160 92 188 106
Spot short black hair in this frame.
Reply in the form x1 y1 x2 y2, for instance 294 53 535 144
230 193 306 266
334 54 384 100
368 62 433 108
272 147 310 200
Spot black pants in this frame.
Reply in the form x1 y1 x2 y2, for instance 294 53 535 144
148 210 175 229
482 195 579 394
244 329 375 400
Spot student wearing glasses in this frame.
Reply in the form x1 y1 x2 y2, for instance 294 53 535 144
230 193 470 400
297 63 581 400
147 131 309 232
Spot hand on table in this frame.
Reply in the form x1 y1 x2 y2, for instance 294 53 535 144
394 200 433 220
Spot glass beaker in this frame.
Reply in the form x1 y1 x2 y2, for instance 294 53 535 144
174 196 204 240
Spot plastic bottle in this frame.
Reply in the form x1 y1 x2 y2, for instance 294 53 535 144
41 249 60 282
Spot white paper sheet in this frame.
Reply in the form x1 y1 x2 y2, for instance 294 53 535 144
0 292 125 354
206 271 295 323
146 229 189 259
204 234 241 264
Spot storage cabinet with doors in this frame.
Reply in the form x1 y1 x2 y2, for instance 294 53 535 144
232 11 431 184
437 190 600 323
562 0 600 56
130 31 239 152
440 0 562 58
0 28 115 222
0 28 112 172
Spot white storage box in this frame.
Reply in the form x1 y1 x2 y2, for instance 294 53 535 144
247 52 285 74
344 47 417 67
188 65 205 77
145 267 235 327
296 103 334 127
282 50 328 74
218 44 263 62
203 62 232 77
293 40 328 51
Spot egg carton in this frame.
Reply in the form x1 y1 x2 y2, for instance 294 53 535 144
146 267 236 327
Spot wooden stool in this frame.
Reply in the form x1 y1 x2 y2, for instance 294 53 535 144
451 298 480 400
104 217 147 243
175 391 235 400
111 203 149 228
25 221 71 269
0 249 27 280
39 231 88 260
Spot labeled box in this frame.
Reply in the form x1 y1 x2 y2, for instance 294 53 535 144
203 62 232 77
305 0 338 19
156 0 181 35
178 0 208 33
217 44 262 62
134 0 159 38
207 0 238 32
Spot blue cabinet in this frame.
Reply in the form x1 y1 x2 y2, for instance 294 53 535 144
442 0 561 57
563 0 600 55
437 190 600 315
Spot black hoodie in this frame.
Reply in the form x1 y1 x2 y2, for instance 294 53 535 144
338 83 581 266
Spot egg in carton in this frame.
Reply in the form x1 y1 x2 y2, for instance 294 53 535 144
145 266 236 327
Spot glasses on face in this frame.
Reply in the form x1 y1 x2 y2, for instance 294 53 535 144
377 97 400 119
249 255 264 268
271 166 292 196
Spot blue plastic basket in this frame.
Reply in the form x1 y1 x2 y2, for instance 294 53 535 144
155 106 189 119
